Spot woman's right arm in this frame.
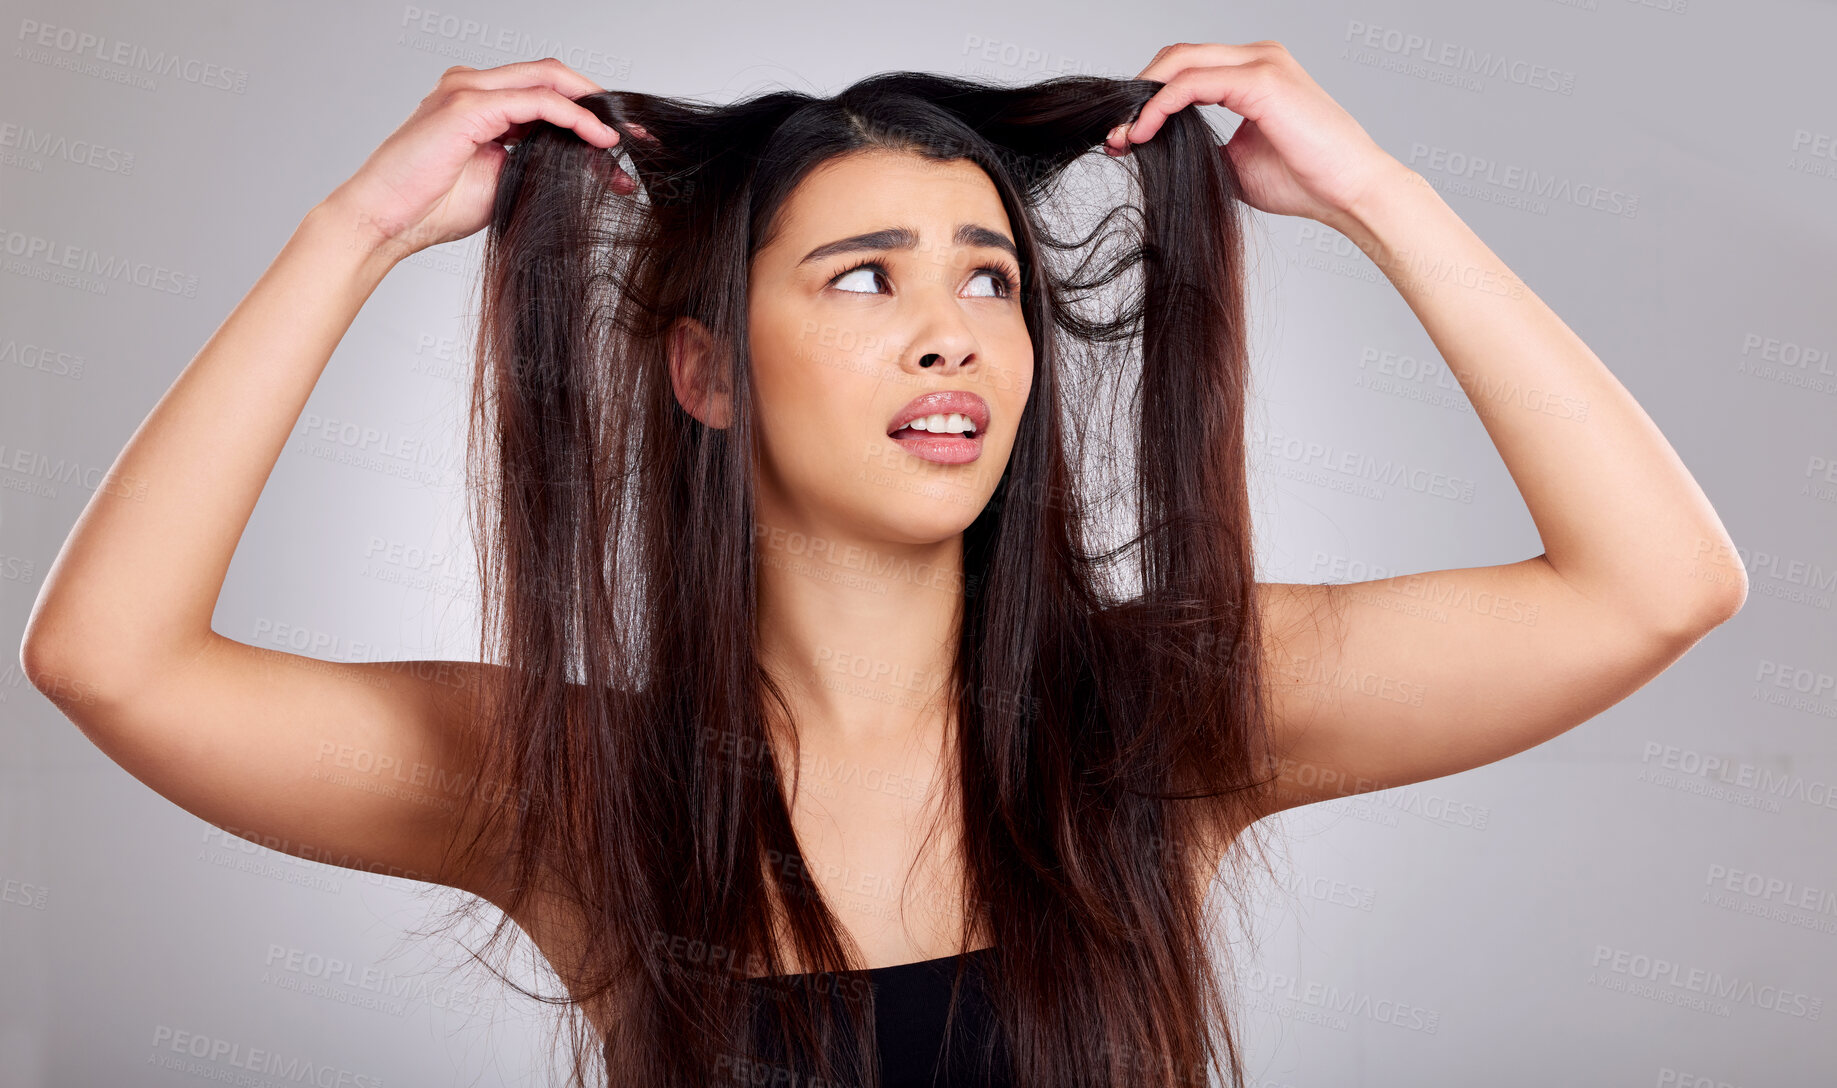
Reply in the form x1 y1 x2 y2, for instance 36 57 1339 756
17 58 625 908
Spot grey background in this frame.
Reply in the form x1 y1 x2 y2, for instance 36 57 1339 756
3 0 1834 1085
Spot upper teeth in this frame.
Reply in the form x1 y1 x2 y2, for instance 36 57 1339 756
904 412 976 434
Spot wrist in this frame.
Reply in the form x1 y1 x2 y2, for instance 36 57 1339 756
301 196 414 276
1326 160 1443 261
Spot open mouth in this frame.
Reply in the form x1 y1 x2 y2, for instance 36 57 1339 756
885 394 990 465
888 414 979 441
886 414 984 465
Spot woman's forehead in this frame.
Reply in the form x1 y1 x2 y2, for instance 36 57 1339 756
769 153 1010 247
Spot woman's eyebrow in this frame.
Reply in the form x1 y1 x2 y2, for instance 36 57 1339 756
796 223 1018 266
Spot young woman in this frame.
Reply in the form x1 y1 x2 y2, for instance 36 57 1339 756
21 42 1746 1088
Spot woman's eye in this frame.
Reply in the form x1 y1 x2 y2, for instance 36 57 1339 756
829 264 1012 298
833 266 884 294
966 271 1007 298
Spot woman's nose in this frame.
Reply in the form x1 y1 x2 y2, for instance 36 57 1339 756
911 347 974 371
905 310 979 372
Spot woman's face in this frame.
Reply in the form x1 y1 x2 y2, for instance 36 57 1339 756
739 149 1035 545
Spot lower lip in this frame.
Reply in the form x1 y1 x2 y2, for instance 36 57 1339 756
887 429 984 464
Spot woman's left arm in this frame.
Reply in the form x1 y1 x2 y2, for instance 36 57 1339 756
1112 42 1749 814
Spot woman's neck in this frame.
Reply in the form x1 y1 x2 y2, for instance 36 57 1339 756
753 517 964 749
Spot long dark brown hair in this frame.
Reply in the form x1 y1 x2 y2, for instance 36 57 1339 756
426 69 1283 1088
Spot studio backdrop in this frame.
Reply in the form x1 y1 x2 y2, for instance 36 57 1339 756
2 1 1832 1086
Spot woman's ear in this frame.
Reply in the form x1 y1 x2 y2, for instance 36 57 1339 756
666 317 732 428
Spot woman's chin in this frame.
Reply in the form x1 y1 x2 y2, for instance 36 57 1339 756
865 496 988 546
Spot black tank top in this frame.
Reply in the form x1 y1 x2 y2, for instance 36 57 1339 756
746 946 1013 1087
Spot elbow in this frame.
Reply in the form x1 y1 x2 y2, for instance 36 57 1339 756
18 598 85 686
1696 558 1750 628
19 621 118 715
1678 528 1750 633
19 624 86 704
1655 576 1748 646
19 622 63 693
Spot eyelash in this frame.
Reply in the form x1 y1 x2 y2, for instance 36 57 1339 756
828 258 1021 299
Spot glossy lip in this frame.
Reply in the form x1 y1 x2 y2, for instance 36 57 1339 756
886 390 991 436
885 390 990 466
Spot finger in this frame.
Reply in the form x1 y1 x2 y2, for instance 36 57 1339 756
439 57 605 101
442 61 652 148
446 85 620 149
1109 44 1202 152
1118 61 1280 150
1109 42 1283 152
1132 42 1268 85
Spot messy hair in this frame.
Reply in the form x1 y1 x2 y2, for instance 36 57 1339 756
429 68 1281 1088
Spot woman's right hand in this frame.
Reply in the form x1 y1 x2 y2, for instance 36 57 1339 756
322 57 630 260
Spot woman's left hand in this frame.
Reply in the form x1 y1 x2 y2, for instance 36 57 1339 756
1105 41 1408 233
